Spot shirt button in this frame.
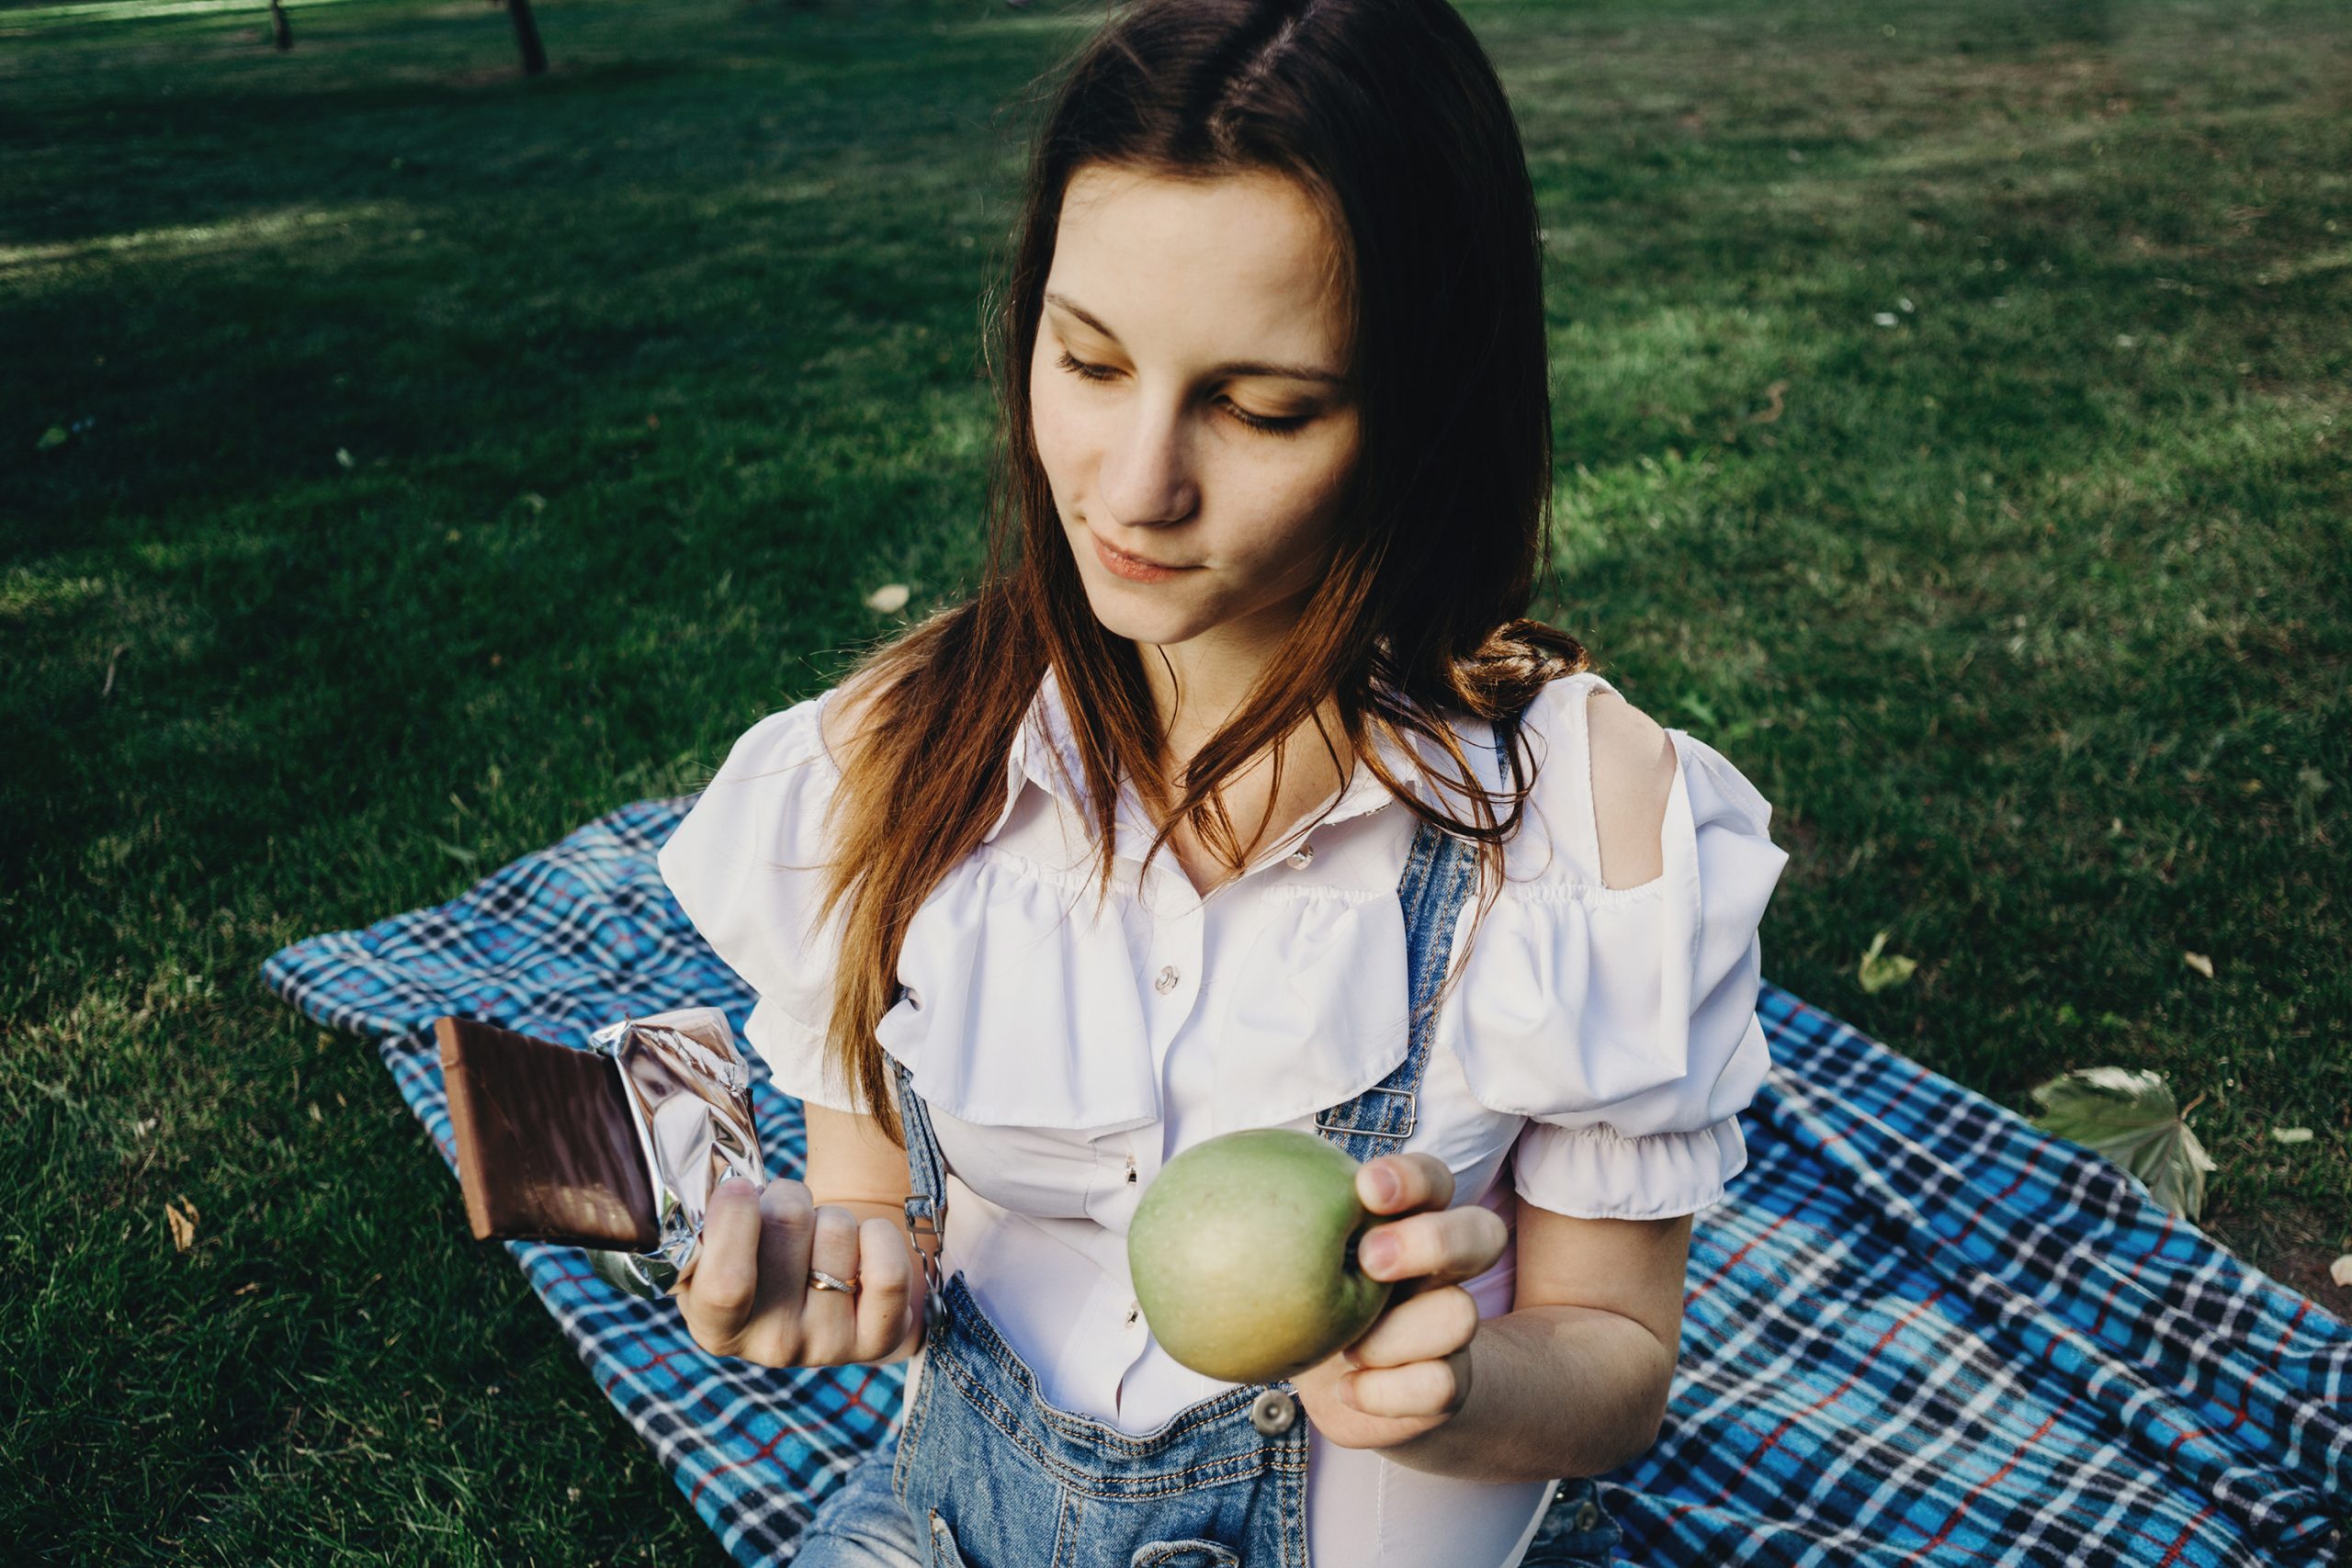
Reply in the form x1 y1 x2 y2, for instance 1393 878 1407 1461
1286 842 1315 869
1125 1302 1142 1327
1154 964 1179 995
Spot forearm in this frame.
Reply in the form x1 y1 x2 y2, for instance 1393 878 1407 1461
1379 1303 1673 1483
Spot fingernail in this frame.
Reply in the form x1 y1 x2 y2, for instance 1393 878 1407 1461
1361 1235 1396 1276
1366 1164 1399 1205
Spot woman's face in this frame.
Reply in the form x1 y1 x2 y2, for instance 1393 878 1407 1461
1030 163 1361 652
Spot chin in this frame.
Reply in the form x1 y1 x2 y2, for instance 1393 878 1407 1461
1073 570 1221 647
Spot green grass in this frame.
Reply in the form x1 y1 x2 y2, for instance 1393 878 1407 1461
4 0 2347 1560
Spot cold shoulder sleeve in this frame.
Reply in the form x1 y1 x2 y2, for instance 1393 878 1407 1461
655 690 865 1111
1439 672 1790 1221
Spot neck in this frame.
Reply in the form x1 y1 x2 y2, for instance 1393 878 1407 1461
1132 593 1351 795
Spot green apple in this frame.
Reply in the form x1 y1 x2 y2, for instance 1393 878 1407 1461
1126 1128 1392 1384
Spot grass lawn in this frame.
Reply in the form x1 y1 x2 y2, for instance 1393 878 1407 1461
4 0 2346 1559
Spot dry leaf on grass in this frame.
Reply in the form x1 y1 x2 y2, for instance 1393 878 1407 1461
2183 951 2214 979
1859 930 1917 994
2269 1126 2314 1145
2331 1256 2352 1290
864 582 910 614
165 1197 199 1253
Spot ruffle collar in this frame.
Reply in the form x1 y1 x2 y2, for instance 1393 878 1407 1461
981 660 1436 854
874 671 1784 1139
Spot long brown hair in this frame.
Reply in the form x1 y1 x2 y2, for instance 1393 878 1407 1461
810 0 1586 1141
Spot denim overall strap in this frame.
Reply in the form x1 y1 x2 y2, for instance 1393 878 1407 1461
892 1050 950 1326
1314 699 1528 1162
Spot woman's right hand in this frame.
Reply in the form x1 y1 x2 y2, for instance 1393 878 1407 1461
671 1174 924 1367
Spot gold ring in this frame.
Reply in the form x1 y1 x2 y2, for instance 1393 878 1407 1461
808 1269 859 1294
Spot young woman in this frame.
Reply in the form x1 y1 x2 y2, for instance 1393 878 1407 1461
655 0 1787 1562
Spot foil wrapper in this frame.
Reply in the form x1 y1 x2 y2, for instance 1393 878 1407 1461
580 1007 763 1301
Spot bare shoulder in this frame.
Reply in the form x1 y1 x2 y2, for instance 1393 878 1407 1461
1582 687 1677 889
817 664 894 775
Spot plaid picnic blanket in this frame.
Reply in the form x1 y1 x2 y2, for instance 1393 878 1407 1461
257 795 2352 1566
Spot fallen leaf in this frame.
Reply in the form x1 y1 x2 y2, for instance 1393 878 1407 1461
520 492 548 513
335 447 355 469
2331 1255 2352 1289
37 425 70 451
2027 1066 2216 1220
233 1282 262 1296
133 1117 158 1136
1873 312 1898 327
1859 930 1917 994
2183 951 2214 979
865 582 910 614
165 1197 199 1253
2269 1126 2313 1145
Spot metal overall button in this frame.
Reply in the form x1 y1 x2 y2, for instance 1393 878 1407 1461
1525 1476 1621 1565
1131 1543 1240 1567
1155 964 1180 994
1248 1388 1298 1436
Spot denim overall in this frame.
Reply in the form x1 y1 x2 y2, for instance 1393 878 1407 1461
795 709 1626 1568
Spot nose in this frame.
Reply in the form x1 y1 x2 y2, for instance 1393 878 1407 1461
1095 390 1199 529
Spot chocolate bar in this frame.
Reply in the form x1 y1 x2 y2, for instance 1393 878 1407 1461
435 1015 662 1251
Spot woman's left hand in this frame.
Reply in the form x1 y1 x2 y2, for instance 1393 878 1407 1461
1290 1152 1508 1451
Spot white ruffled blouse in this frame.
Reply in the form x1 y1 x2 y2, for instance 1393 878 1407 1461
657 664 1787 1568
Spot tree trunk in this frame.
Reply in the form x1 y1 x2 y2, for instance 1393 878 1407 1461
508 0 547 75
267 0 292 50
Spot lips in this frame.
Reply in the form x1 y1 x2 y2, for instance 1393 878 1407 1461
1091 532 1190 570
1086 529 1202 585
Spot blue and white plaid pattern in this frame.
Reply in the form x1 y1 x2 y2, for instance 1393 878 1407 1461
258 796 2352 1566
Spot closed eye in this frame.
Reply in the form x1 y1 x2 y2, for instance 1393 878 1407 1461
1053 351 1313 438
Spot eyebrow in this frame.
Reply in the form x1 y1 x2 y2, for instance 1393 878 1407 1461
1043 292 1347 386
